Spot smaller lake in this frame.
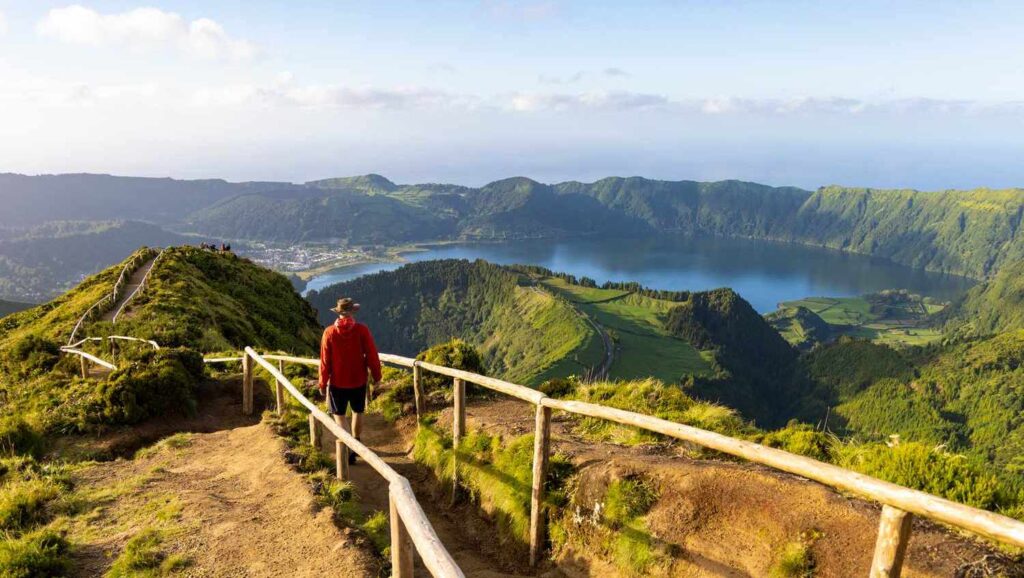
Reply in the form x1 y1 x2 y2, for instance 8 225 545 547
303 236 975 313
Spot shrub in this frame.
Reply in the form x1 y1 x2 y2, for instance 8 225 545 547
4 336 59 378
0 528 71 578
835 441 1003 510
538 376 580 398
105 527 188 577
571 378 755 445
0 416 44 458
416 339 485 393
77 348 204 428
603 476 659 527
0 479 60 532
759 422 833 461
769 540 813 578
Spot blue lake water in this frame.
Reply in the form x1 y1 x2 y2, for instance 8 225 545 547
303 236 975 313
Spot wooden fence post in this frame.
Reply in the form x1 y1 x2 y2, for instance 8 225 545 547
529 404 552 567
390 493 415 578
79 356 88 379
241 353 254 415
413 363 425 418
336 439 349 481
309 414 320 449
870 505 913 577
278 359 284 374
451 377 466 503
275 378 285 416
334 415 349 481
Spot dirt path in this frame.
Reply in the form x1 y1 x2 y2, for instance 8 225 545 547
320 412 537 578
101 253 158 323
68 383 379 577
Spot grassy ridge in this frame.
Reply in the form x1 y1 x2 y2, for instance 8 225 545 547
540 278 711 382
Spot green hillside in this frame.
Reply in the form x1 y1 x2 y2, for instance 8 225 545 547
822 331 1024 497
112 246 321 352
538 277 711 383
792 186 1024 278
765 305 831 350
186 190 455 244
665 288 805 425
942 260 1024 337
776 291 945 348
0 246 320 447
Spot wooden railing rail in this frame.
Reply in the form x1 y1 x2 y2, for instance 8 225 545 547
60 347 117 378
66 335 161 350
111 248 165 323
260 350 1024 576
205 348 464 578
66 248 158 345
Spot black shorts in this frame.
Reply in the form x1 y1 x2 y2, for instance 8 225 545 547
327 384 367 415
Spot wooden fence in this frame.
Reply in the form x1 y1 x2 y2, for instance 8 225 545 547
205 349 465 578
61 335 161 377
111 248 165 323
66 248 159 345
249 350 1024 578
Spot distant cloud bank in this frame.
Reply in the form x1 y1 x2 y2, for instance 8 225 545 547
36 5 257 60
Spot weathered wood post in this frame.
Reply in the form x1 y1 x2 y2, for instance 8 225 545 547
79 356 88 379
277 359 284 374
529 403 552 567
451 377 466 503
334 415 349 481
241 352 254 415
275 378 285 416
412 362 425 418
870 505 913 577
390 493 415 578
309 414 320 448
336 439 349 481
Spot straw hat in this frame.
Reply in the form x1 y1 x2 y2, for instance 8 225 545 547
330 297 361 315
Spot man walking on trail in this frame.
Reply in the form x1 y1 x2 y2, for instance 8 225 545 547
319 297 382 465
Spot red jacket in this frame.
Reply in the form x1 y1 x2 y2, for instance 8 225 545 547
319 317 382 391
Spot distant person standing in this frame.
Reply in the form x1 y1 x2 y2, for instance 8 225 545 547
319 297 382 464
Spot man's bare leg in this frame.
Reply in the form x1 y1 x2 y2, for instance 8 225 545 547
351 412 363 441
333 413 349 433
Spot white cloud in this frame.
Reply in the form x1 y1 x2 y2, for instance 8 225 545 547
509 90 670 112
36 5 256 60
190 82 478 110
603 67 630 78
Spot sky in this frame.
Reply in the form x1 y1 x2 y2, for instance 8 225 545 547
1 1 1023 189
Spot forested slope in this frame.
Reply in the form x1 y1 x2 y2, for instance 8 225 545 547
942 260 1024 336
0 221 194 301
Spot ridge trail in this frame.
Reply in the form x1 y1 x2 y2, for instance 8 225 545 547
102 253 159 323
